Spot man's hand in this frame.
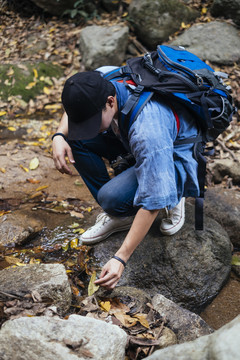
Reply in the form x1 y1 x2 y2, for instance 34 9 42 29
52 136 75 175
94 258 125 289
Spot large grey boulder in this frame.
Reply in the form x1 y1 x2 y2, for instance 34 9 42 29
152 294 213 343
93 203 232 313
79 25 129 70
0 315 128 360
211 0 240 26
129 0 199 49
0 264 71 314
171 21 240 65
145 315 240 360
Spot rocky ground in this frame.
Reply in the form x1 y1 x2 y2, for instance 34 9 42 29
0 1 240 351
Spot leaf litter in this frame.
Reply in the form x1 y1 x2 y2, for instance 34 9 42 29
0 1 240 358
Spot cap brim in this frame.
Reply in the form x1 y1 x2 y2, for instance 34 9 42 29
68 110 102 140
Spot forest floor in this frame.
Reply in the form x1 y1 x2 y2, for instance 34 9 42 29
0 0 240 340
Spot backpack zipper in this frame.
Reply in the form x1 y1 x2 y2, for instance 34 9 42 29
144 53 199 92
157 46 204 86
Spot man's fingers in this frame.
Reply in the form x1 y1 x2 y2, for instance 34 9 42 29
55 155 72 175
66 148 75 164
95 273 112 285
95 271 120 287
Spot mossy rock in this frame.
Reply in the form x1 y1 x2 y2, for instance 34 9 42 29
0 62 64 102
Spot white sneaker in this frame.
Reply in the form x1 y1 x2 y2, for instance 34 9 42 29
80 212 134 245
160 198 185 236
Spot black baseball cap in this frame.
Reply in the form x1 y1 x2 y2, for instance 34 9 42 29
62 71 115 140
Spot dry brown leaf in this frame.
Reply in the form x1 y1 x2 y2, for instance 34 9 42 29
70 210 84 218
133 313 150 329
113 312 138 328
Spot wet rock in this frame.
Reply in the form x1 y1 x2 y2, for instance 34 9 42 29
145 315 240 360
0 315 127 360
204 187 240 248
152 294 213 344
211 0 240 26
171 21 240 65
0 210 44 246
129 0 199 49
79 24 129 70
0 264 71 314
93 202 232 313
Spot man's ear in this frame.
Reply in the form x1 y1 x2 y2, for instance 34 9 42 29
106 95 115 108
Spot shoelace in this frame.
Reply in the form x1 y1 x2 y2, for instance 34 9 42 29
95 213 112 226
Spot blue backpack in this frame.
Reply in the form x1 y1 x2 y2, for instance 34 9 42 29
103 45 235 230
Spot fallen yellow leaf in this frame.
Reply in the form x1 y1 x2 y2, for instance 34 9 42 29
0 111 7 117
74 179 83 186
36 185 49 191
29 157 39 170
62 239 69 251
16 262 27 266
20 164 29 172
29 191 43 199
7 126 16 131
45 104 62 110
25 82 36 90
7 67 14 76
100 301 111 312
0 210 11 216
26 178 40 184
43 86 51 95
70 238 79 249
0 168 6 173
133 313 150 329
68 222 80 229
73 228 85 234
33 68 38 79
88 271 99 296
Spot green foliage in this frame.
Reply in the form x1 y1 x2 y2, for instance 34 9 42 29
63 0 98 20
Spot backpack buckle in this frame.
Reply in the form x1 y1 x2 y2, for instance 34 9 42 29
133 85 144 96
196 75 204 86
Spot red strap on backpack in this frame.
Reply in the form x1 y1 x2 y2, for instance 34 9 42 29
170 105 180 134
118 79 180 134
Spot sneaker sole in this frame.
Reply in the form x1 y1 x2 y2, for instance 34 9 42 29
80 223 132 245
